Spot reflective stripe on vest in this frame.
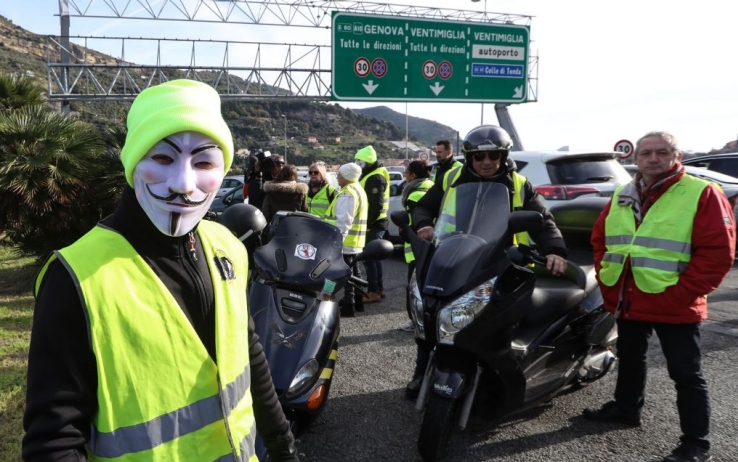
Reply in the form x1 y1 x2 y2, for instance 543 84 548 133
325 182 368 249
599 175 708 293
41 222 257 462
307 185 335 219
440 167 530 246
360 167 390 220
404 179 434 263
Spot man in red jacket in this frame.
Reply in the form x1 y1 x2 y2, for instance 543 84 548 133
582 131 735 462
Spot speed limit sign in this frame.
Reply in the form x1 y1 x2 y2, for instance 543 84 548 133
419 152 429 161
614 139 634 159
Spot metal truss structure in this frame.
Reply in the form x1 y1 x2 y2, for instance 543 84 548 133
49 0 538 105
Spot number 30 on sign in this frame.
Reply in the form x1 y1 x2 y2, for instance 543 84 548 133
614 139 634 159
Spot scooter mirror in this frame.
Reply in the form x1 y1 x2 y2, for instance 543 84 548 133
354 239 395 263
508 210 543 235
390 210 410 228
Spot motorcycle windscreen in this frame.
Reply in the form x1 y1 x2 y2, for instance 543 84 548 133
254 214 351 291
423 182 510 297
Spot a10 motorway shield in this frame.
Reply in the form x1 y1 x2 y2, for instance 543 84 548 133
331 12 530 103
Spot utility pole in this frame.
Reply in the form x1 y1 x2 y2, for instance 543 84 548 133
281 114 287 163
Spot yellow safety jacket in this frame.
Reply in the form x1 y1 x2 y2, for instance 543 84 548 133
360 167 391 221
35 221 256 462
599 175 708 293
325 182 368 249
430 159 463 184
441 166 530 246
404 179 435 263
307 184 335 219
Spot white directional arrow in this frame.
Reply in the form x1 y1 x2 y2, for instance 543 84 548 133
513 86 523 99
429 82 445 96
362 80 379 95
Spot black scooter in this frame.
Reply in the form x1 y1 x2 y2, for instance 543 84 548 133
220 205 394 458
393 182 617 462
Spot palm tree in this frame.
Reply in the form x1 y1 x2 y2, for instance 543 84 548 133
0 73 45 111
0 73 122 258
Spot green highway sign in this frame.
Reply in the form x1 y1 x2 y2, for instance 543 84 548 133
331 12 530 103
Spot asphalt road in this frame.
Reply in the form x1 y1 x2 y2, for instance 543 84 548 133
292 251 738 462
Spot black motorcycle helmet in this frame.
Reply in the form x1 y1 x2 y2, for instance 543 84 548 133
461 125 514 166
219 203 267 243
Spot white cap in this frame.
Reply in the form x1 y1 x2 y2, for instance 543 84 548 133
338 163 362 182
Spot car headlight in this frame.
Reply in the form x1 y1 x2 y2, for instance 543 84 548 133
286 358 319 398
438 278 497 345
409 271 425 339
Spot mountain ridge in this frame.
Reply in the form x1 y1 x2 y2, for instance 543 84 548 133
0 14 461 166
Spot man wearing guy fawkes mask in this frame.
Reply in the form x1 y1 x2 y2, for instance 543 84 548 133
23 80 299 462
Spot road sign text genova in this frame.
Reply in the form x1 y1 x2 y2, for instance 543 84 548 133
331 12 530 103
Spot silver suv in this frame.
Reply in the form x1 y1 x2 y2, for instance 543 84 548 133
509 150 632 203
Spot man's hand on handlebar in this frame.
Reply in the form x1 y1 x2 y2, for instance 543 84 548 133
546 254 567 276
417 226 434 241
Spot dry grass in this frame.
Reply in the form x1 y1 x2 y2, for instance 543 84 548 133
0 244 39 462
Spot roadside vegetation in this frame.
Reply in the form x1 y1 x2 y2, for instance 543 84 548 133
0 241 36 462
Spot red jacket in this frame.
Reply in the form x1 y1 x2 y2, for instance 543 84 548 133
591 168 735 323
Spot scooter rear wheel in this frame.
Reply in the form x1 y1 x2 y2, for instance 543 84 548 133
418 394 459 462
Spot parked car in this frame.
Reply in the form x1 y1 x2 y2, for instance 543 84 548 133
682 153 738 178
216 175 244 198
209 185 244 219
623 164 738 226
388 170 404 182
509 150 632 204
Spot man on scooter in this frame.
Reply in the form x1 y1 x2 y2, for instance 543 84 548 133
404 124 569 398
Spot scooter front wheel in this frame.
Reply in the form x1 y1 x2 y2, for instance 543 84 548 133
418 394 459 462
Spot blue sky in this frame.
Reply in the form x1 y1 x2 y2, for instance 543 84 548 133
4 0 737 153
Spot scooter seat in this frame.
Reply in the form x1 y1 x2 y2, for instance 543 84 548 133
521 277 584 325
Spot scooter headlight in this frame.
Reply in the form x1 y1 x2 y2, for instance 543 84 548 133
286 358 319 399
438 278 496 345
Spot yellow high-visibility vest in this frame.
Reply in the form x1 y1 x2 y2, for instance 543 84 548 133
307 184 335 219
325 181 368 249
35 221 257 462
440 166 530 246
360 167 391 221
600 175 708 293
404 179 434 263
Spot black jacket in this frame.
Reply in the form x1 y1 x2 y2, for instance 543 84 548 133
412 163 567 258
246 170 265 210
360 163 389 230
431 156 462 189
22 187 297 461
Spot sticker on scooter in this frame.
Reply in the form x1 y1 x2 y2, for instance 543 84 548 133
433 383 453 395
294 243 317 260
270 321 305 348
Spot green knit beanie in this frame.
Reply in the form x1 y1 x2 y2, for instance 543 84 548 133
355 145 377 164
120 80 234 187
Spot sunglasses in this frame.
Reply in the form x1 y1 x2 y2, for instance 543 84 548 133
275 161 285 166
471 151 503 162
308 171 320 175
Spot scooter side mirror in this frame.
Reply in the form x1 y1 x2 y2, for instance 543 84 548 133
508 211 543 235
354 239 395 263
390 210 410 229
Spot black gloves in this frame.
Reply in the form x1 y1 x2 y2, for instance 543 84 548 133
263 432 300 462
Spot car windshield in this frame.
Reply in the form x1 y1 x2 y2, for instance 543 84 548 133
546 157 631 184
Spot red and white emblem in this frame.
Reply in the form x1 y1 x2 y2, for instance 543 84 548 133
294 243 317 260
